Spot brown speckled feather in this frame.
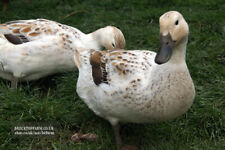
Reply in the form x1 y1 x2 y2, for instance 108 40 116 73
0 19 81 44
4 34 29 44
88 50 155 87
90 50 108 85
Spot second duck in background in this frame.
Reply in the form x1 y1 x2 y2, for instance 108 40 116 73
0 19 125 88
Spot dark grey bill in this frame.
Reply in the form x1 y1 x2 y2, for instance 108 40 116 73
155 34 175 64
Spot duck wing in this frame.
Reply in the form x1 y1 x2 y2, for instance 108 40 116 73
104 50 156 86
76 49 156 88
0 19 69 44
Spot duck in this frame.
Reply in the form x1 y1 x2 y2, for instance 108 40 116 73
74 11 195 150
0 19 125 88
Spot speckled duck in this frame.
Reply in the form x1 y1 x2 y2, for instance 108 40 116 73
74 11 195 150
0 19 125 88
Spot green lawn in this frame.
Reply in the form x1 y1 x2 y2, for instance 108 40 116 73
0 0 224 149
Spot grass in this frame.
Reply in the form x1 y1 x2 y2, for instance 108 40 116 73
0 0 224 149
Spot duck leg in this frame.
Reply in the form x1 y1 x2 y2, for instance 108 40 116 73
113 124 123 150
113 124 139 150
11 77 18 89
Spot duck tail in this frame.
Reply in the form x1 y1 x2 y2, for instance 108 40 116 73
74 49 81 69
0 33 8 45
74 48 90 69
0 24 12 45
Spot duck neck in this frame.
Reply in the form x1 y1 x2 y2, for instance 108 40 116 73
82 33 100 50
86 28 106 50
169 38 187 64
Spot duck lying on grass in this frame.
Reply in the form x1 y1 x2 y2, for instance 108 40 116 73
74 11 195 150
0 19 125 88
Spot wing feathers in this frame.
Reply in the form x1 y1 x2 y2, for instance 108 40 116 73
90 51 108 86
4 34 29 44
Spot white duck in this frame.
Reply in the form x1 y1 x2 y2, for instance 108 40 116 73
0 19 125 88
74 11 195 150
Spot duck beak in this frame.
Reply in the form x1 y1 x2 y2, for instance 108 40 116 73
155 34 175 64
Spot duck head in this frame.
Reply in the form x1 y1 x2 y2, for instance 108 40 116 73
155 11 189 64
93 26 126 50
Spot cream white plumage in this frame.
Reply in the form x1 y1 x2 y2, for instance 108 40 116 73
0 19 125 88
74 11 195 150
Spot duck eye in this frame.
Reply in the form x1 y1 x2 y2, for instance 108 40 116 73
112 43 115 47
175 20 179 25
